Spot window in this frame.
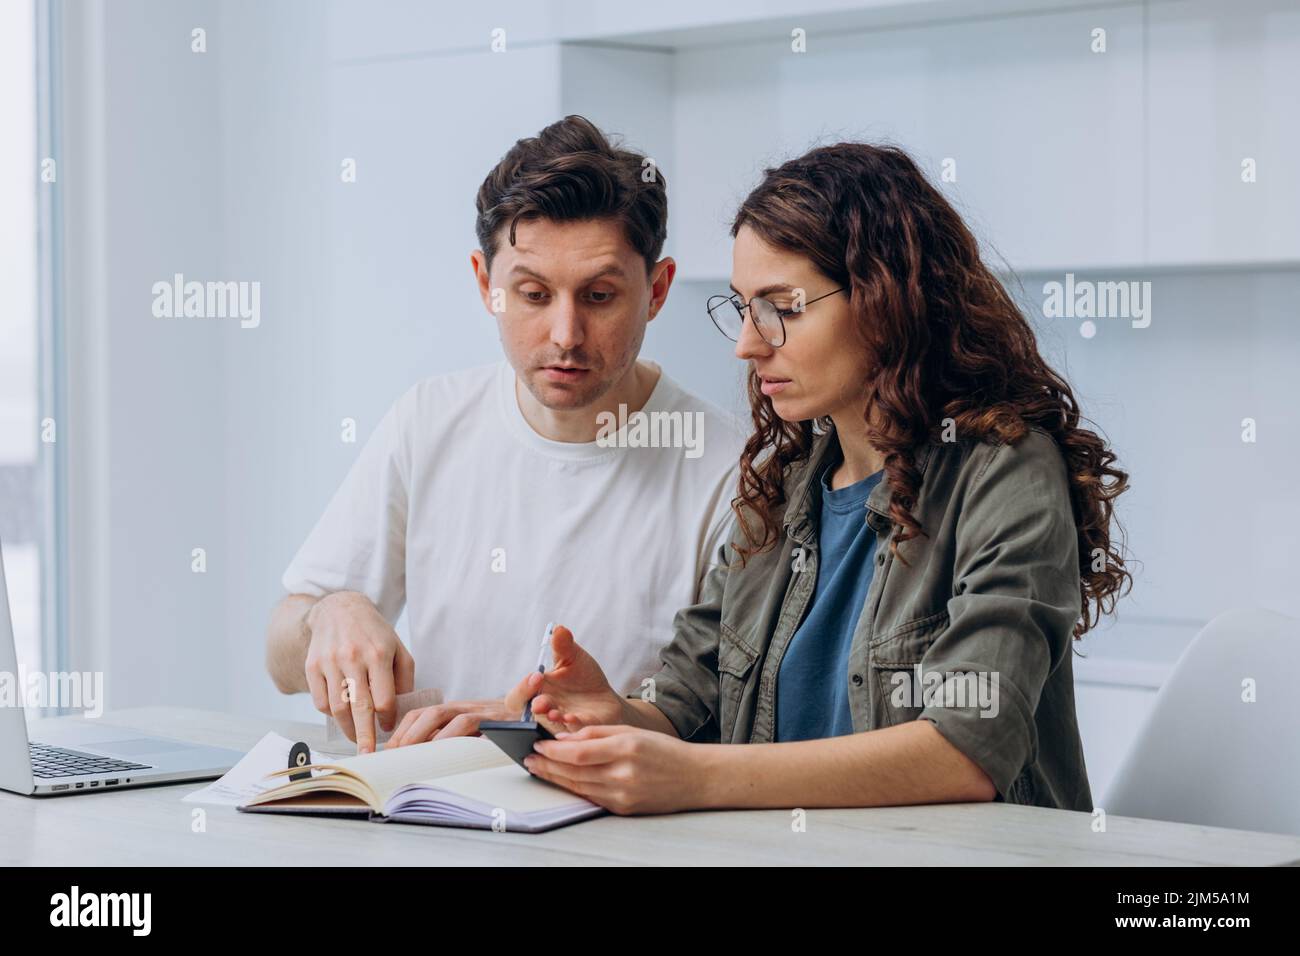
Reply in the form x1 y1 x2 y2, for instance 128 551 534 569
0 0 62 694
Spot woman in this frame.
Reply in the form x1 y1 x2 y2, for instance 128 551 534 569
404 143 1133 814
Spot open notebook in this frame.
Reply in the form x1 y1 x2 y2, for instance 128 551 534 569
238 735 604 833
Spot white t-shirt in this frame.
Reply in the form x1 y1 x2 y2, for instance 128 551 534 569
282 359 745 701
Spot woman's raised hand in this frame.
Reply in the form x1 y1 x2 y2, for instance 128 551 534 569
505 625 631 734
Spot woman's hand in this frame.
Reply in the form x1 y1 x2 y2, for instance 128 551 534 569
507 625 631 734
524 725 706 815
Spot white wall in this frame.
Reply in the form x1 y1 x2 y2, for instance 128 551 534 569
672 4 1149 279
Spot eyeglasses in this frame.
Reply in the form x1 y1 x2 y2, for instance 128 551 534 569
706 287 847 348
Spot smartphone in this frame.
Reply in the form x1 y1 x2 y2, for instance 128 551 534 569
477 719 555 771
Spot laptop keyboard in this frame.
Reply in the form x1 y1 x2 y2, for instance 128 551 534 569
29 742 153 778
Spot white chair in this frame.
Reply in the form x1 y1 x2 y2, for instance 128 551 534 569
1103 607 1300 836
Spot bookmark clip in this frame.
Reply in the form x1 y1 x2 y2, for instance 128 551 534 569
288 741 312 781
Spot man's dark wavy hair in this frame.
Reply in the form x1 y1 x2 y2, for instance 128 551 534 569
475 114 667 272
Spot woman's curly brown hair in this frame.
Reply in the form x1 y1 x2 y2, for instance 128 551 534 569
729 143 1133 638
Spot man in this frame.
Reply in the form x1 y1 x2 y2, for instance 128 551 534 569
265 115 744 753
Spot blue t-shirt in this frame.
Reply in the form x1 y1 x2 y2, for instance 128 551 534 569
774 464 885 742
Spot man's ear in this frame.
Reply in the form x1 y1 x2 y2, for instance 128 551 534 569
647 256 676 323
470 249 494 315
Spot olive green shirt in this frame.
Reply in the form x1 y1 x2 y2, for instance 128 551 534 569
639 425 1093 811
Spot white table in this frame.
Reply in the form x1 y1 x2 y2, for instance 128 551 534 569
4 707 1298 866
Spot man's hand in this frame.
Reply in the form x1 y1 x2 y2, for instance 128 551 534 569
303 591 415 754
386 699 516 748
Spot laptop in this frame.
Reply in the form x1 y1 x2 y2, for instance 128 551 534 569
0 539 243 796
